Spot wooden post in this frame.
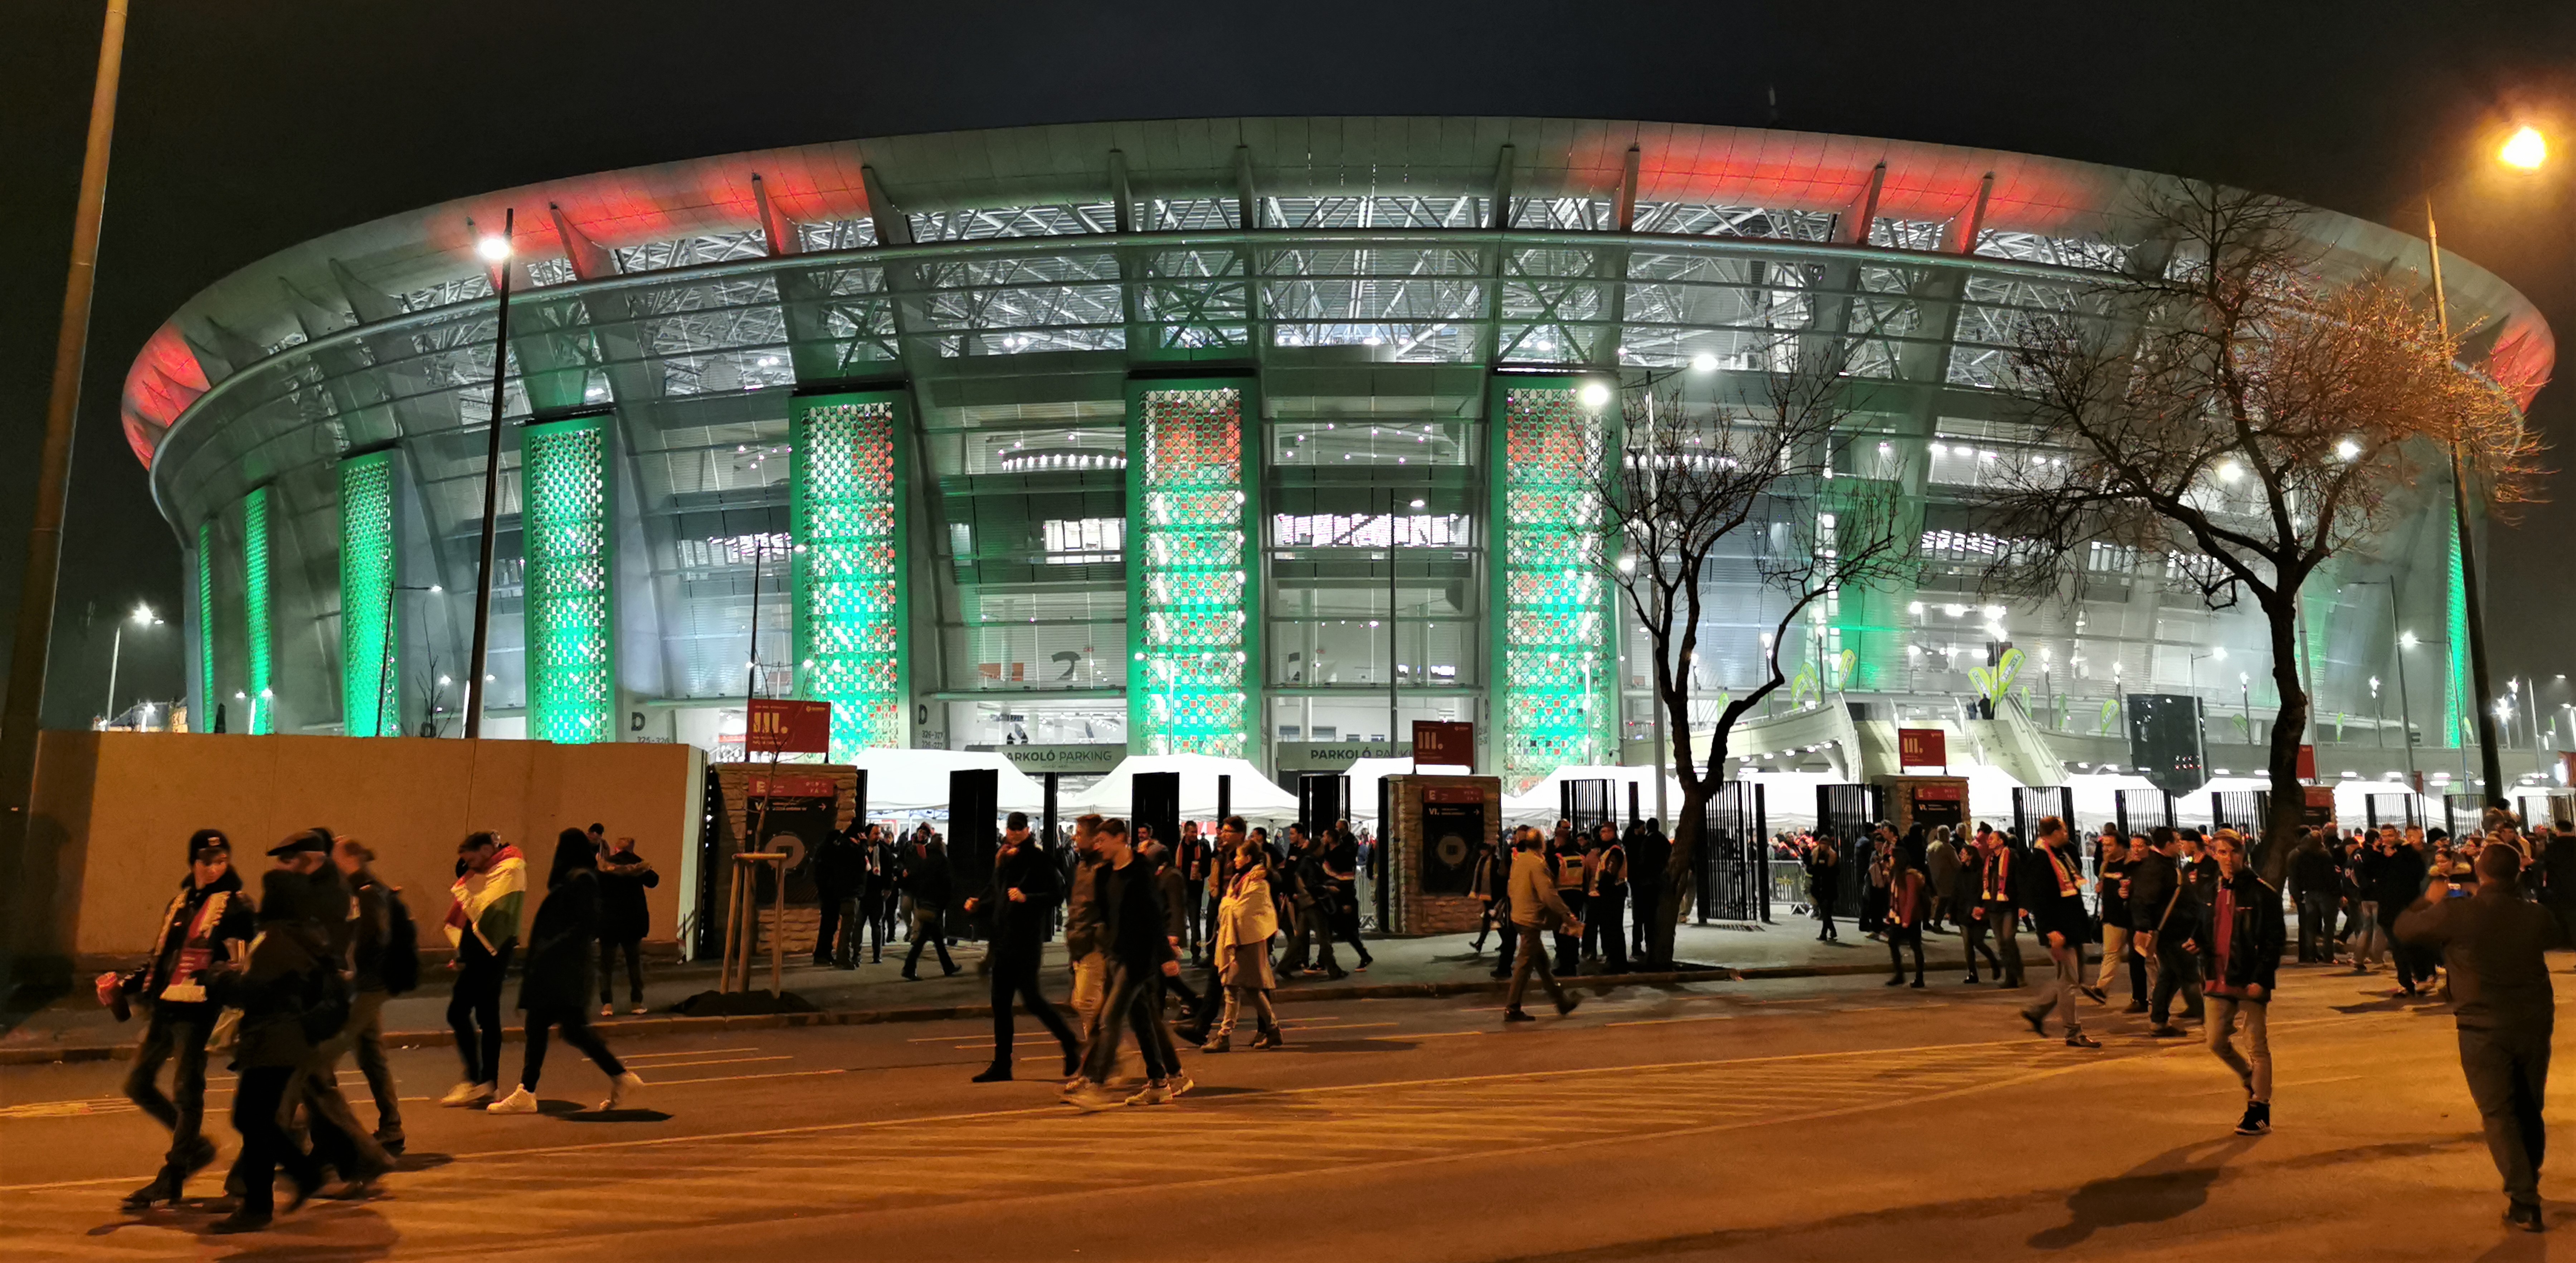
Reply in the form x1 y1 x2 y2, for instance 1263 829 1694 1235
769 851 786 997
718 860 742 994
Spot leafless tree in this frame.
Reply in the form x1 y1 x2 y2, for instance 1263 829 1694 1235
413 651 453 739
1977 181 2544 861
1600 336 1921 968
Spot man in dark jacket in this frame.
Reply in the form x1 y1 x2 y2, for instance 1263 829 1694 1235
1627 818 1670 960
206 871 335 1234
2136 829 2204 1036
2399 844 2562 1232
268 830 393 1188
596 837 658 1003
306 838 406 1176
2197 831 2285 1136
902 833 959 979
1064 819 1187 1111
2015 818 2099 1048
965 813 1079 1082
804 825 864 968
2374 830 2434 996
2288 829 2341 964
111 829 254 1210
1973 830 2025 987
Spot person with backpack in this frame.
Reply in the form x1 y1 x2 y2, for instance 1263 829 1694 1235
488 830 645 1115
108 829 254 1211
309 837 411 1171
259 830 390 1191
597 836 659 1007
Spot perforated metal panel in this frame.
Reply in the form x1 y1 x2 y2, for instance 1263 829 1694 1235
242 486 274 735
338 451 398 736
792 395 908 760
521 415 615 745
194 520 216 723
1131 385 1256 758
1493 385 1609 791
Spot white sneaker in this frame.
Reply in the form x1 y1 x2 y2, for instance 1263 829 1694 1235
1167 1071 1196 1099
600 1003 614 1018
1065 1083 1125 1113
598 1071 645 1112
439 1081 493 1108
1124 1079 1174 1107
628 1005 647 1015
485 1086 539 1114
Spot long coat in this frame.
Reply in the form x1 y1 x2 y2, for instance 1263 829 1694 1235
517 869 602 1014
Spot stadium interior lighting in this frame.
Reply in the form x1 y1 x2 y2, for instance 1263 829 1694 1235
1689 353 1719 372
1577 380 1612 408
2502 126 2548 170
475 235 513 264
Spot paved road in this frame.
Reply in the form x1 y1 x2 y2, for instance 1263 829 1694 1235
2 961 2565 1260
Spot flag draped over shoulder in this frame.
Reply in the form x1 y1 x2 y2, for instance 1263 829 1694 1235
445 844 527 953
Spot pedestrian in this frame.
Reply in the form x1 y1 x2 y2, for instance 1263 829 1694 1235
966 812 1081 1083
2289 828 2340 964
1149 836 1211 1026
2374 825 2433 997
438 831 525 1108
1290 826 1345 978
1550 821 1588 975
1063 818 1191 1111
290 837 404 1191
488 830 645 1115
866 824 901 962
1503 826 1583 1022
1807 838 1842 941
204 870 338 1233
1884 833 1927 988
2138 827 2207 1037
1926 826 1961 934
1469 836 1504 951
2092 833 2138 1006
1203 836 1285 1053
2398 844 2559 1231
1586 822 1630 974
803 822 862 969
596 836 658 1010
2016 817 2099 1048
1487 833 1519 980
109 829 254 1210
1628 816 1670 960
1178 820 1212 964
1974 827 2025 987
1861 825 1894 940
2193 829 2284 1135
1324 819 1374 971
1061 814 1137 1085
901 828 960 979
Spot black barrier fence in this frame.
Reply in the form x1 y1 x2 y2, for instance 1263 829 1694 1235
2012 786 2074 849
1298 773 1350 838
1563 779 1613 837
2213 790 2269 836
948 769 998 941
1133 772 1181 855
2365 792 2418 830
1815 783 1882 918
2445 793 2485 838
1695 780 1769 923
2115 789 2175 839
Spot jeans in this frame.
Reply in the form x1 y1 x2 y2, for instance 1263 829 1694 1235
1214 985 1277 1038
1505 924 1568 1013
2207 995 2272 1100
904 907 956 975
2019 938 2083 1035
2351 904 2384 966
2094 925 2133 994
229 1066 322 1217
2459 1024 2553 1209
448 937 512 1085
520 1005 624 1090
1078 960 1176 1083
1984 903 2025 984
989 949 1078 1068
2296 892 2338 961
348 990 404 1146
599 936 645 1005
123 1004 214 1171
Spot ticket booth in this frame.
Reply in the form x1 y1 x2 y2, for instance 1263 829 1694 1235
1383 774 1501 935
1874 775 1969 836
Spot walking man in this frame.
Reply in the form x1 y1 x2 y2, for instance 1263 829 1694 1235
2398 843 2561 1232
439 831 525 1108
2199 830 2284 1135
1503 826 1582 1022
1064 819 1189 1110
1974 827 2024 987
901 829 959 979
2017 817 2098 1048
110 830 253 1209
969 814 1081 1081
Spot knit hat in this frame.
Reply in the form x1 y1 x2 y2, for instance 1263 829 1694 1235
187 829 230 865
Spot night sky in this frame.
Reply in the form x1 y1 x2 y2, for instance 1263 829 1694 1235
3 1 2571 728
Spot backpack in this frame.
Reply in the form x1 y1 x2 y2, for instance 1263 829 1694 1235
380 887 422 995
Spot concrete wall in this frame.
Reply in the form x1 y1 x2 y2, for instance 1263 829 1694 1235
19 731 704 965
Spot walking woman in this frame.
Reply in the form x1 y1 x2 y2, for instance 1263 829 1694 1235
1885 836 1927 987
488 830 644 1115
1806 838 1842 942
1203 839 1285 1052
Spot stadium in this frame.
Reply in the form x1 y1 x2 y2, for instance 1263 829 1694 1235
120 116 2555 807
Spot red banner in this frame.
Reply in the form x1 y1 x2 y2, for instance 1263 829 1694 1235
1898 728 1946 769
1413 720 1475 768
2296 744 2317 782
747 698 831 755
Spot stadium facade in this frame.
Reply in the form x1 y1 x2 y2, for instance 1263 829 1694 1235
122 117 2554 791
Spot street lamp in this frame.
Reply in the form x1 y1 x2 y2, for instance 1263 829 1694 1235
463 212 519 740
2502 126 2548 170
103 603 162 727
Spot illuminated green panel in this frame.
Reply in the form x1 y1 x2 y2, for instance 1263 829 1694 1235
1129 383 1257 758
2445 514 2469 749
1491 384 1611 792
521 415 615 745
243 486 274 735
791 394 909 760
339 451 399 737
194 520 216 724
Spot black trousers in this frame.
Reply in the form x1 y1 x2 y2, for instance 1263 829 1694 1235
904 908 956 975
2150 939 2203 1024
448 938 512 1085
1961 916 2000 975
1887 922 1924 980
813 891 851 963
1079 961 1176 1083
123 1004 214 1171
1554 891 1587 973
229 1066 321 1216
599 936 644 1005
1629 880 1661 954
2460 1024 2553 1208
1331 887 1372 965
521 1005 623 1090
1183 881 1206 953
2381 901 2431 990
1584 889 1629 972
989 949 1078 1067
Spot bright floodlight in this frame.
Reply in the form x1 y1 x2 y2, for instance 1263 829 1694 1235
476 235 513 264
2217 460 2245 483
2502 126 2548 171
1689 353 1719 372
2335 438 2361 461
1577 380 1612 408
2213 646 2227 660
131 603 155 625
2400 630 2419 648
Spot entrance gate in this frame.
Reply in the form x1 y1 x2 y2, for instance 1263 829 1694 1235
1815 783 1882 918
1695 781 1769 923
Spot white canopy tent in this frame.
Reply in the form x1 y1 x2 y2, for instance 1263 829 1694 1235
1066 753 1301 821
841 748 1050 816
1958 763 2026 828
1499 765 1686 826
1736 770 1841 833
2064 772 2166 832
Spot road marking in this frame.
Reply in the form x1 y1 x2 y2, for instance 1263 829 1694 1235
622 1055 792 1072
1607 1014 1739 1028
622 1046 761 1059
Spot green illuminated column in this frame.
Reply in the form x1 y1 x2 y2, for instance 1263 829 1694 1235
1489 381 1613 792
521 414 616 744
791 392 910 760
194 520 217 726
1128 381 1260 759
2445 515 2470 750
339 450 398 737
243 486 274 735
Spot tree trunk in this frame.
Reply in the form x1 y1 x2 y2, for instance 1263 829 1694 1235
2260 600 2309 882
1648 783 1710 970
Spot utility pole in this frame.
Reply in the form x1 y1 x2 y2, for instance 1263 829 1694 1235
2423 201 2507 808
463 210 518 739
1 0 130 979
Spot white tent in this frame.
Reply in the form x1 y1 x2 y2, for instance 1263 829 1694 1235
1500 764 1685 825
1958 763 2026 827
1737 770 1840 833
842 748 1049 816
1336 757 1417 828
2064 772 2165 831
1067 753 1300 821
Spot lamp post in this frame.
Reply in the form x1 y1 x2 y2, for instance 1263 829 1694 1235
375 584 441 737
103 603 161 726
463 215 518 739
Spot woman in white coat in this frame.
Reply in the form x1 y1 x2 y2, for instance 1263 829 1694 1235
1203 840 1284 1053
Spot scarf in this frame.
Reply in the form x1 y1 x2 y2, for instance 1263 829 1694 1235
150 886 237 1004
2041 845 2081 899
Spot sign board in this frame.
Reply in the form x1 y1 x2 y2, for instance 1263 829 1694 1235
2296 744 2317 782
1413 720 1475 769
1274 741 1409 772
746 698 831 755
746 772 839 799
1897 728 1946 769
2302 784 2337 830
2126 693 2209 796
972 743 1127 775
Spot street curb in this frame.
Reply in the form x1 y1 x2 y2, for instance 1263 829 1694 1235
0 955 1973 1066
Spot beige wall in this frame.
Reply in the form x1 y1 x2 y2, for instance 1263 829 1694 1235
19 731 704 962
